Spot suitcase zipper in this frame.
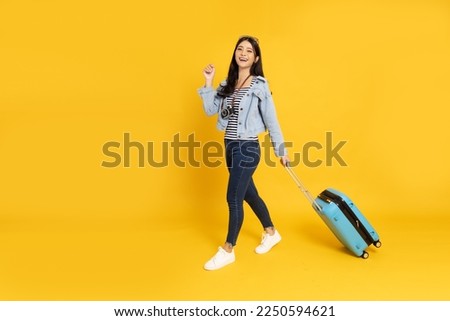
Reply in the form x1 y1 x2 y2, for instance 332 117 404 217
318 190 373 246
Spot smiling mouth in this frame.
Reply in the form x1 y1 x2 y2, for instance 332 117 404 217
239 57 248 62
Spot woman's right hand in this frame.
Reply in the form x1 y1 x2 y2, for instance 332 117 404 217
202 64 215 87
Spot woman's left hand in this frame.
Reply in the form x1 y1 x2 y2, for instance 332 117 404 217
280 155 290 167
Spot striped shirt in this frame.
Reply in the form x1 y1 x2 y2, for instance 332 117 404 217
224 78 258 141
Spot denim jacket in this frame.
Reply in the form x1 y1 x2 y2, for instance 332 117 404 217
197 76 287 157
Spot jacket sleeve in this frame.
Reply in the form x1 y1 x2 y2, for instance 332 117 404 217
259 82 287 157
197 86 223 116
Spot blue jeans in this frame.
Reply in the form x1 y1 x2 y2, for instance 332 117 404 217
224 139 274 246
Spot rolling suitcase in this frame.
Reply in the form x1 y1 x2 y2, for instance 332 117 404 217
285 165 381 259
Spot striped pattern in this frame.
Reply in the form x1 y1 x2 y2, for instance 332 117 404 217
224 78 258 141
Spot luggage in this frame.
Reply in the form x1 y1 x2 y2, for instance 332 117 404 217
285 165 381 259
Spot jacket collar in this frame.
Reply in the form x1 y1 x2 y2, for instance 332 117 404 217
220 75 266 87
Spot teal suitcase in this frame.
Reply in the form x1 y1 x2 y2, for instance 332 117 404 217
286 166 381 258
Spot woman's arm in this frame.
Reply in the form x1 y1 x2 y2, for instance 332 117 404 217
259 82 290 165
198 64 222 116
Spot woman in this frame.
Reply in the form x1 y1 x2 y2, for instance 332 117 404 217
198 36 289 270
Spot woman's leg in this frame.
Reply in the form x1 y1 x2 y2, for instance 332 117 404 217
204 140 260 270
244 178 274 229
224 140 260 247
244 176 282 253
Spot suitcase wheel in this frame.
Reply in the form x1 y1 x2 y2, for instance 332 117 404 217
361 251 369 259
373 240 382 248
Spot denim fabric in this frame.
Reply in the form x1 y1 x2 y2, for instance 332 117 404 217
224 139 274 246
198 76 287 157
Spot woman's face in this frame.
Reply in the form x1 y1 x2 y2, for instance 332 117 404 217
235 40 259 70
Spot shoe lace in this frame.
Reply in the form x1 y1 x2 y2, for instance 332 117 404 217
260 233 269 246
213 248 226 261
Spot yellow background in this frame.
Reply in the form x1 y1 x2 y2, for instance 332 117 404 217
1 0 449 300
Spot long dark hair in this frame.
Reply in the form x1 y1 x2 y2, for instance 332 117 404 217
218 36 264 97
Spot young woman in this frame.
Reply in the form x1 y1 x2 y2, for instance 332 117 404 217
198 36 289 270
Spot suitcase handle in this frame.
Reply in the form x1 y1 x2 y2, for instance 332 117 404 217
285 163 322 212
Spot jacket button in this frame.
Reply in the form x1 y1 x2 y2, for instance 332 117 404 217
240 108 243 110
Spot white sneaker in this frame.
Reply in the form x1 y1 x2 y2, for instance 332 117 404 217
255 230 282 254
204 247 235 271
